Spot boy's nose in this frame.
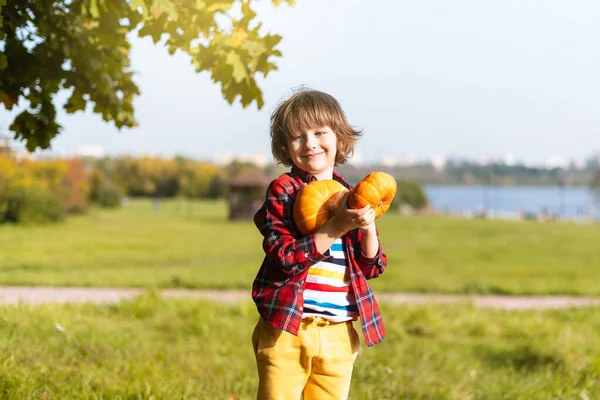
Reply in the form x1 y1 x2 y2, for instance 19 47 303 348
304 134 317 148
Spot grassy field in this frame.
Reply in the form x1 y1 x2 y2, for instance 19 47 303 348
2 201 599 399
1 295 598 399
1 198 600 295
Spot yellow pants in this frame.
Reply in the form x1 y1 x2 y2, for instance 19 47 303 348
252 316 360 400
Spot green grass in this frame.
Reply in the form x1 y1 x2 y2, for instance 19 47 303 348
1 198 600 295
1 295 598 399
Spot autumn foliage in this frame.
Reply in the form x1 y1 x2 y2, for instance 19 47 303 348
0 152 234 224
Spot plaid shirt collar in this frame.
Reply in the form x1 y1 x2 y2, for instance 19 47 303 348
290 165 348 188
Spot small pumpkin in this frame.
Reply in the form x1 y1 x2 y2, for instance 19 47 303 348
293 180 348 235
348 172 397 218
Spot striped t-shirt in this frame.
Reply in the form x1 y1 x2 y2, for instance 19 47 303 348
302 238 358 322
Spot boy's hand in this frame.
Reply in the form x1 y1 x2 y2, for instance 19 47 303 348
330 192 377 233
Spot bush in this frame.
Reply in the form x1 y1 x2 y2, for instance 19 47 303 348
391 179 429 211
95 185 124 208
89 171 124 208
1 186 65 224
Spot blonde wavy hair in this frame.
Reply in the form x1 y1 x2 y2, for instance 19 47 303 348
269 88 362 167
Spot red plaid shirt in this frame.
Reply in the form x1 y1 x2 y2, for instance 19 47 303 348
252 166 387 347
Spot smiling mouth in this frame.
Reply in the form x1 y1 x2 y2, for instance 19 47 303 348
303 152 323 158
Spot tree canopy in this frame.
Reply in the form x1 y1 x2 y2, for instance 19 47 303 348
591 168 600 195
0 0 292 151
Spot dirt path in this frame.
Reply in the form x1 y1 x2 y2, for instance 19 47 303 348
2 286 600 310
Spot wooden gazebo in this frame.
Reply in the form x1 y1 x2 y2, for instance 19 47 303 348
228 175 272 220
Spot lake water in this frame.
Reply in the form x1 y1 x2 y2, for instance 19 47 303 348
424 185 600 220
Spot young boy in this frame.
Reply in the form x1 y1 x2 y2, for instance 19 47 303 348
252 88 387 400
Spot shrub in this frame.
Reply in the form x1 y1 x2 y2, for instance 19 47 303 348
391 179 429 211
2 186 65 224
89 171 123 208
95 185 124 208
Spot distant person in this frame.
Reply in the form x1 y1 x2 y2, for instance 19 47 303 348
251 88 389 400
539 206 550 221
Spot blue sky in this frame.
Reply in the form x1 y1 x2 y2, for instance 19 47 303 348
1 0 599 165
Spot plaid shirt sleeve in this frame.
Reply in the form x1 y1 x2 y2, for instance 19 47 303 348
254 178 328 275
354 228 387 279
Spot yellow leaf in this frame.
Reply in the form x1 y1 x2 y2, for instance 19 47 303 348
231 28 248 48
226 51 247 83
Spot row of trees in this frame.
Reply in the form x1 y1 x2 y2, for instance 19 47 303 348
593 169 600 196
89 156 227 200
337 162 599 188
0 150 232 223
0 147 432 224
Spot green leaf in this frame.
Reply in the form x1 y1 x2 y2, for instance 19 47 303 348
221 80 238 104
64 90 87 113
191 45 220 72
10 109 61 151
263 33 282 49
240 78 263 109
138 15 169 43
150 0 177 19
211 62 233 87
26 90 43 109
89 0 100 18
225 51 247 83
0 53 7 70
0 0 5 18
239 1 257 28
258 61 278 77
131 0 145 10
241 40 265 57
205 1 235 13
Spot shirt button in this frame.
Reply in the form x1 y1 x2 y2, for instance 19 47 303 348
299 306 303 311
304 252 310 258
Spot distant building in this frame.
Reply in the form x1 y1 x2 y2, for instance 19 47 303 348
431 156 446 171
227 174 272 220
77 145 105 158
215 153 269 168
586 154 600 170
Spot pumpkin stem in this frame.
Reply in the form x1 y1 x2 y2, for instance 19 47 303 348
329 204 336 216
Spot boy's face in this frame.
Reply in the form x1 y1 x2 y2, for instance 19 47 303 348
286 125 337 180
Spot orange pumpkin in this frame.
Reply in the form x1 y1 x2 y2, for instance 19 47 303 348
348 172 397 218
293 180 348 235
